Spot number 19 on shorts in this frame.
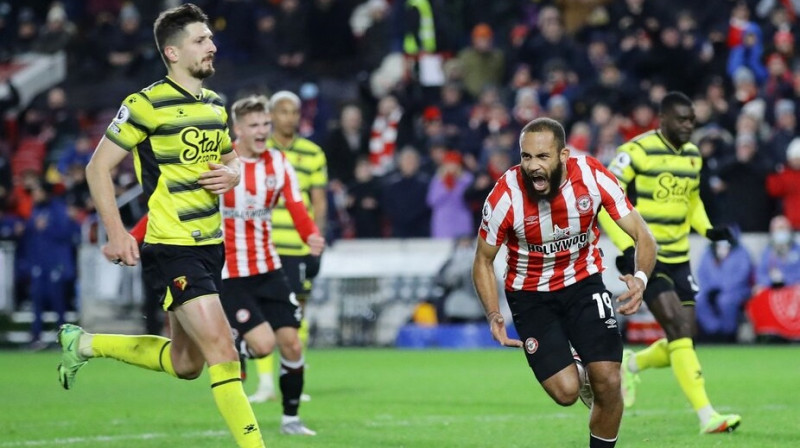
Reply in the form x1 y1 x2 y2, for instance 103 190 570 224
592 292 615 319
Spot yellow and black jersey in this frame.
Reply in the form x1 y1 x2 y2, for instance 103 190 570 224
267 136 327 256
105 76 233 246
598 130 713 264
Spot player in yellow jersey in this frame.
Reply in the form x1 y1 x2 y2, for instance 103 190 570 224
56 4 264 447
247 90 328 403
599 92 741 434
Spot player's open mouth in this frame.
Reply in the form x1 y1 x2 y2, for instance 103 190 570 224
254 137 266 145
532 174 548 191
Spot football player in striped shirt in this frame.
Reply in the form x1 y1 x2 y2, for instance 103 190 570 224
58 4 264 447
220 95 324 435
599 92 741 434
472 117 656 448
248 91 328 403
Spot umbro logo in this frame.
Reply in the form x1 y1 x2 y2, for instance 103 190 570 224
605 318 617 329
243 424 257 434
524 216 538 226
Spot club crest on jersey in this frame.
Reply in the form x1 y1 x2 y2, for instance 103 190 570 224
236 309 251 323
525 337 539 354
173 276 188 291
576 195 592 214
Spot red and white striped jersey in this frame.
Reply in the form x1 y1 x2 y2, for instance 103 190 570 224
479 155 633 292
221 148 307 279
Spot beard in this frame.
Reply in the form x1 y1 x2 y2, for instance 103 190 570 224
522 162 563 202
189 60 215 79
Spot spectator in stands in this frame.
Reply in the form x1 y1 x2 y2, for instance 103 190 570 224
368 94 411 176
754 215 800 293
765 99 796 169
716 133 774 231
464 148 511 230
21 180 79 348
325 104 368 188
697 133 730 224
274 0 308 71
426 150 473 239
253 6 277 65
727 20 768 84
104 3 153 78
32 3 74 54
696 238 754 342
457 23 505 100
45 87 81 154
619 101 657 142
382 147 430 238
14 7 38 54
766 139 800 230
523 6 579 80
438 82 470 146
346 157 382 238
350 0 391 72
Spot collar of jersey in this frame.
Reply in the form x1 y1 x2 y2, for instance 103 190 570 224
655 130 682 154
164 76 204 101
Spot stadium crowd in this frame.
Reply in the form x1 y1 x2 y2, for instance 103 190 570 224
1 0 800 342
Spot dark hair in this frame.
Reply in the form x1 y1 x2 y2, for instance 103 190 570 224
153 3 209 67
659 91 693 115
519 117 566 151
231 95 269 123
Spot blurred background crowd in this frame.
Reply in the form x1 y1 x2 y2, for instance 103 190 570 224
1 0 800 343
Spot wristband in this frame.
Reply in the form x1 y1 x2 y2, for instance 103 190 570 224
634 270 648 288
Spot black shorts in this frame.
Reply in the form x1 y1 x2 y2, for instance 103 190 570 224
280 254 320 298
140 243 224 311
645 261 698 306
221 269 302 336
505 274 623 383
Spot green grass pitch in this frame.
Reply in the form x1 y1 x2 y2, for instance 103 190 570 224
1 345 798 447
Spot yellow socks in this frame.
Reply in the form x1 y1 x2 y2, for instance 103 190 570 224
209 361 265 448
634 337 670 372
91 334 177 377
298 317 309 347
668 338 710 411
255 353 275 377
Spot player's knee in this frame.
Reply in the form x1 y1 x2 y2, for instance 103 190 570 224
247 340 276 359
279 337 303 360
551 390 580 407
591 374 621 399
174 362 204 380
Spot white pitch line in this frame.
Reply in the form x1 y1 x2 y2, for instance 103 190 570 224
0 430 229 447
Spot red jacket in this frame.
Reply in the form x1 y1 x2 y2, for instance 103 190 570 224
766 167 800 229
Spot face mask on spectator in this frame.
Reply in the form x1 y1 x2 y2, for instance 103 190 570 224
772 230 793 246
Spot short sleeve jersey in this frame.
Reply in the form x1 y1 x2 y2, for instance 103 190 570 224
104 77 233 246
221 148 305 279
267 136 327 256
479 155 633 292
606 130 703 263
